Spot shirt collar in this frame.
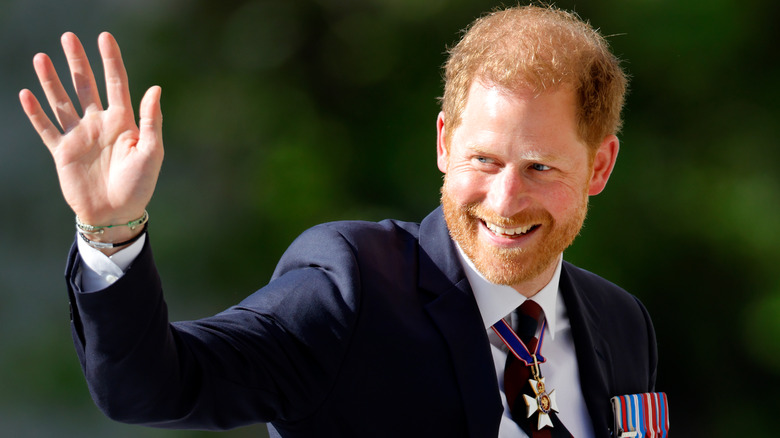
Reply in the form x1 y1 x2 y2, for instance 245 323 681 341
455 244 563 340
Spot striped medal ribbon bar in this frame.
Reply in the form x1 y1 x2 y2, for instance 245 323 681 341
610 392 669 438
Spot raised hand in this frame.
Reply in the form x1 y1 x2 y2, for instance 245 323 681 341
19 32 163 246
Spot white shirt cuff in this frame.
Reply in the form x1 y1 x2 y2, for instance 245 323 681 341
76 233 146 292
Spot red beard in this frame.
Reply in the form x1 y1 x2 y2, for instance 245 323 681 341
440 180 587 287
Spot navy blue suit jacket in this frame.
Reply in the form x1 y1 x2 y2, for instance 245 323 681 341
66 207 656 437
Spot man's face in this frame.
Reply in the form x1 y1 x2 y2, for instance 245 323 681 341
437 80 618 294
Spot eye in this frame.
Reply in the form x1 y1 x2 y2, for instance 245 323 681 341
474 156 495 165
531 163 551 171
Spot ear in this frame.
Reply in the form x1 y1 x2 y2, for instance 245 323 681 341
436 111 449 174
588 134 619 196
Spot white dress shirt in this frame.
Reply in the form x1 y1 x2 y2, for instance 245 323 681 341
76 232 146 292
456 246 594 438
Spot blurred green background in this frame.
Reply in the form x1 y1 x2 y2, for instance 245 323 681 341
3 0 779 436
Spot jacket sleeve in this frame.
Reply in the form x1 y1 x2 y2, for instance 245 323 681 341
66 225 361 430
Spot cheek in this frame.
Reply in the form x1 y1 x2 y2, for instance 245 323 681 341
535 183 586 217
444 170 486 204
542 188 572 210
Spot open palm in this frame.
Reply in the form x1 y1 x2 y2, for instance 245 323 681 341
19 32 163 229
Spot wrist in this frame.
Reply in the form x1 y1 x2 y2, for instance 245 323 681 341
76 210 148 235
75 211 149 256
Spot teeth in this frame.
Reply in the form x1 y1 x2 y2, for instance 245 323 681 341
486 222 535 236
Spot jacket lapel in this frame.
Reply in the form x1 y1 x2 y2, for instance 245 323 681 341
418 208 503 438
559 262 614 437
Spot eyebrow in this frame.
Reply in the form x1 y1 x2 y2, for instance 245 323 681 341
521 150 564 162
468 144 565 163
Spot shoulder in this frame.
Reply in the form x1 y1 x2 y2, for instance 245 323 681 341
271 218 422 279
560 260 656 354
561 261 648 318
309 218 421 247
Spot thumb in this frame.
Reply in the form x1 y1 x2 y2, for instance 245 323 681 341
138 85 163 153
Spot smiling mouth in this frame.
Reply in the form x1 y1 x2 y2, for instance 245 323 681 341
483 221 540 238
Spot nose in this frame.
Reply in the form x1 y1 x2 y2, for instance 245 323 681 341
485 168 531 218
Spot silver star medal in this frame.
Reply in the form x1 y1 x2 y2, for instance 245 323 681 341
523 377 559 429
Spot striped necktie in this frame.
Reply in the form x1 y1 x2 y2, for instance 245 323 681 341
503 300 573 438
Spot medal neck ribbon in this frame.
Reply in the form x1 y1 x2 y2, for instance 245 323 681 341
492 317 547 367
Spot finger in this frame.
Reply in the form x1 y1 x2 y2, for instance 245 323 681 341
138 85 164 155
97 32 132 113
32 52 80 131
19 89 63 149
62 32 103 112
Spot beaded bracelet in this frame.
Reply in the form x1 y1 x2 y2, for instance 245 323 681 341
78 223 148 249
76 210 149 235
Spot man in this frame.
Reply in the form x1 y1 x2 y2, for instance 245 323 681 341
20 5 660 438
